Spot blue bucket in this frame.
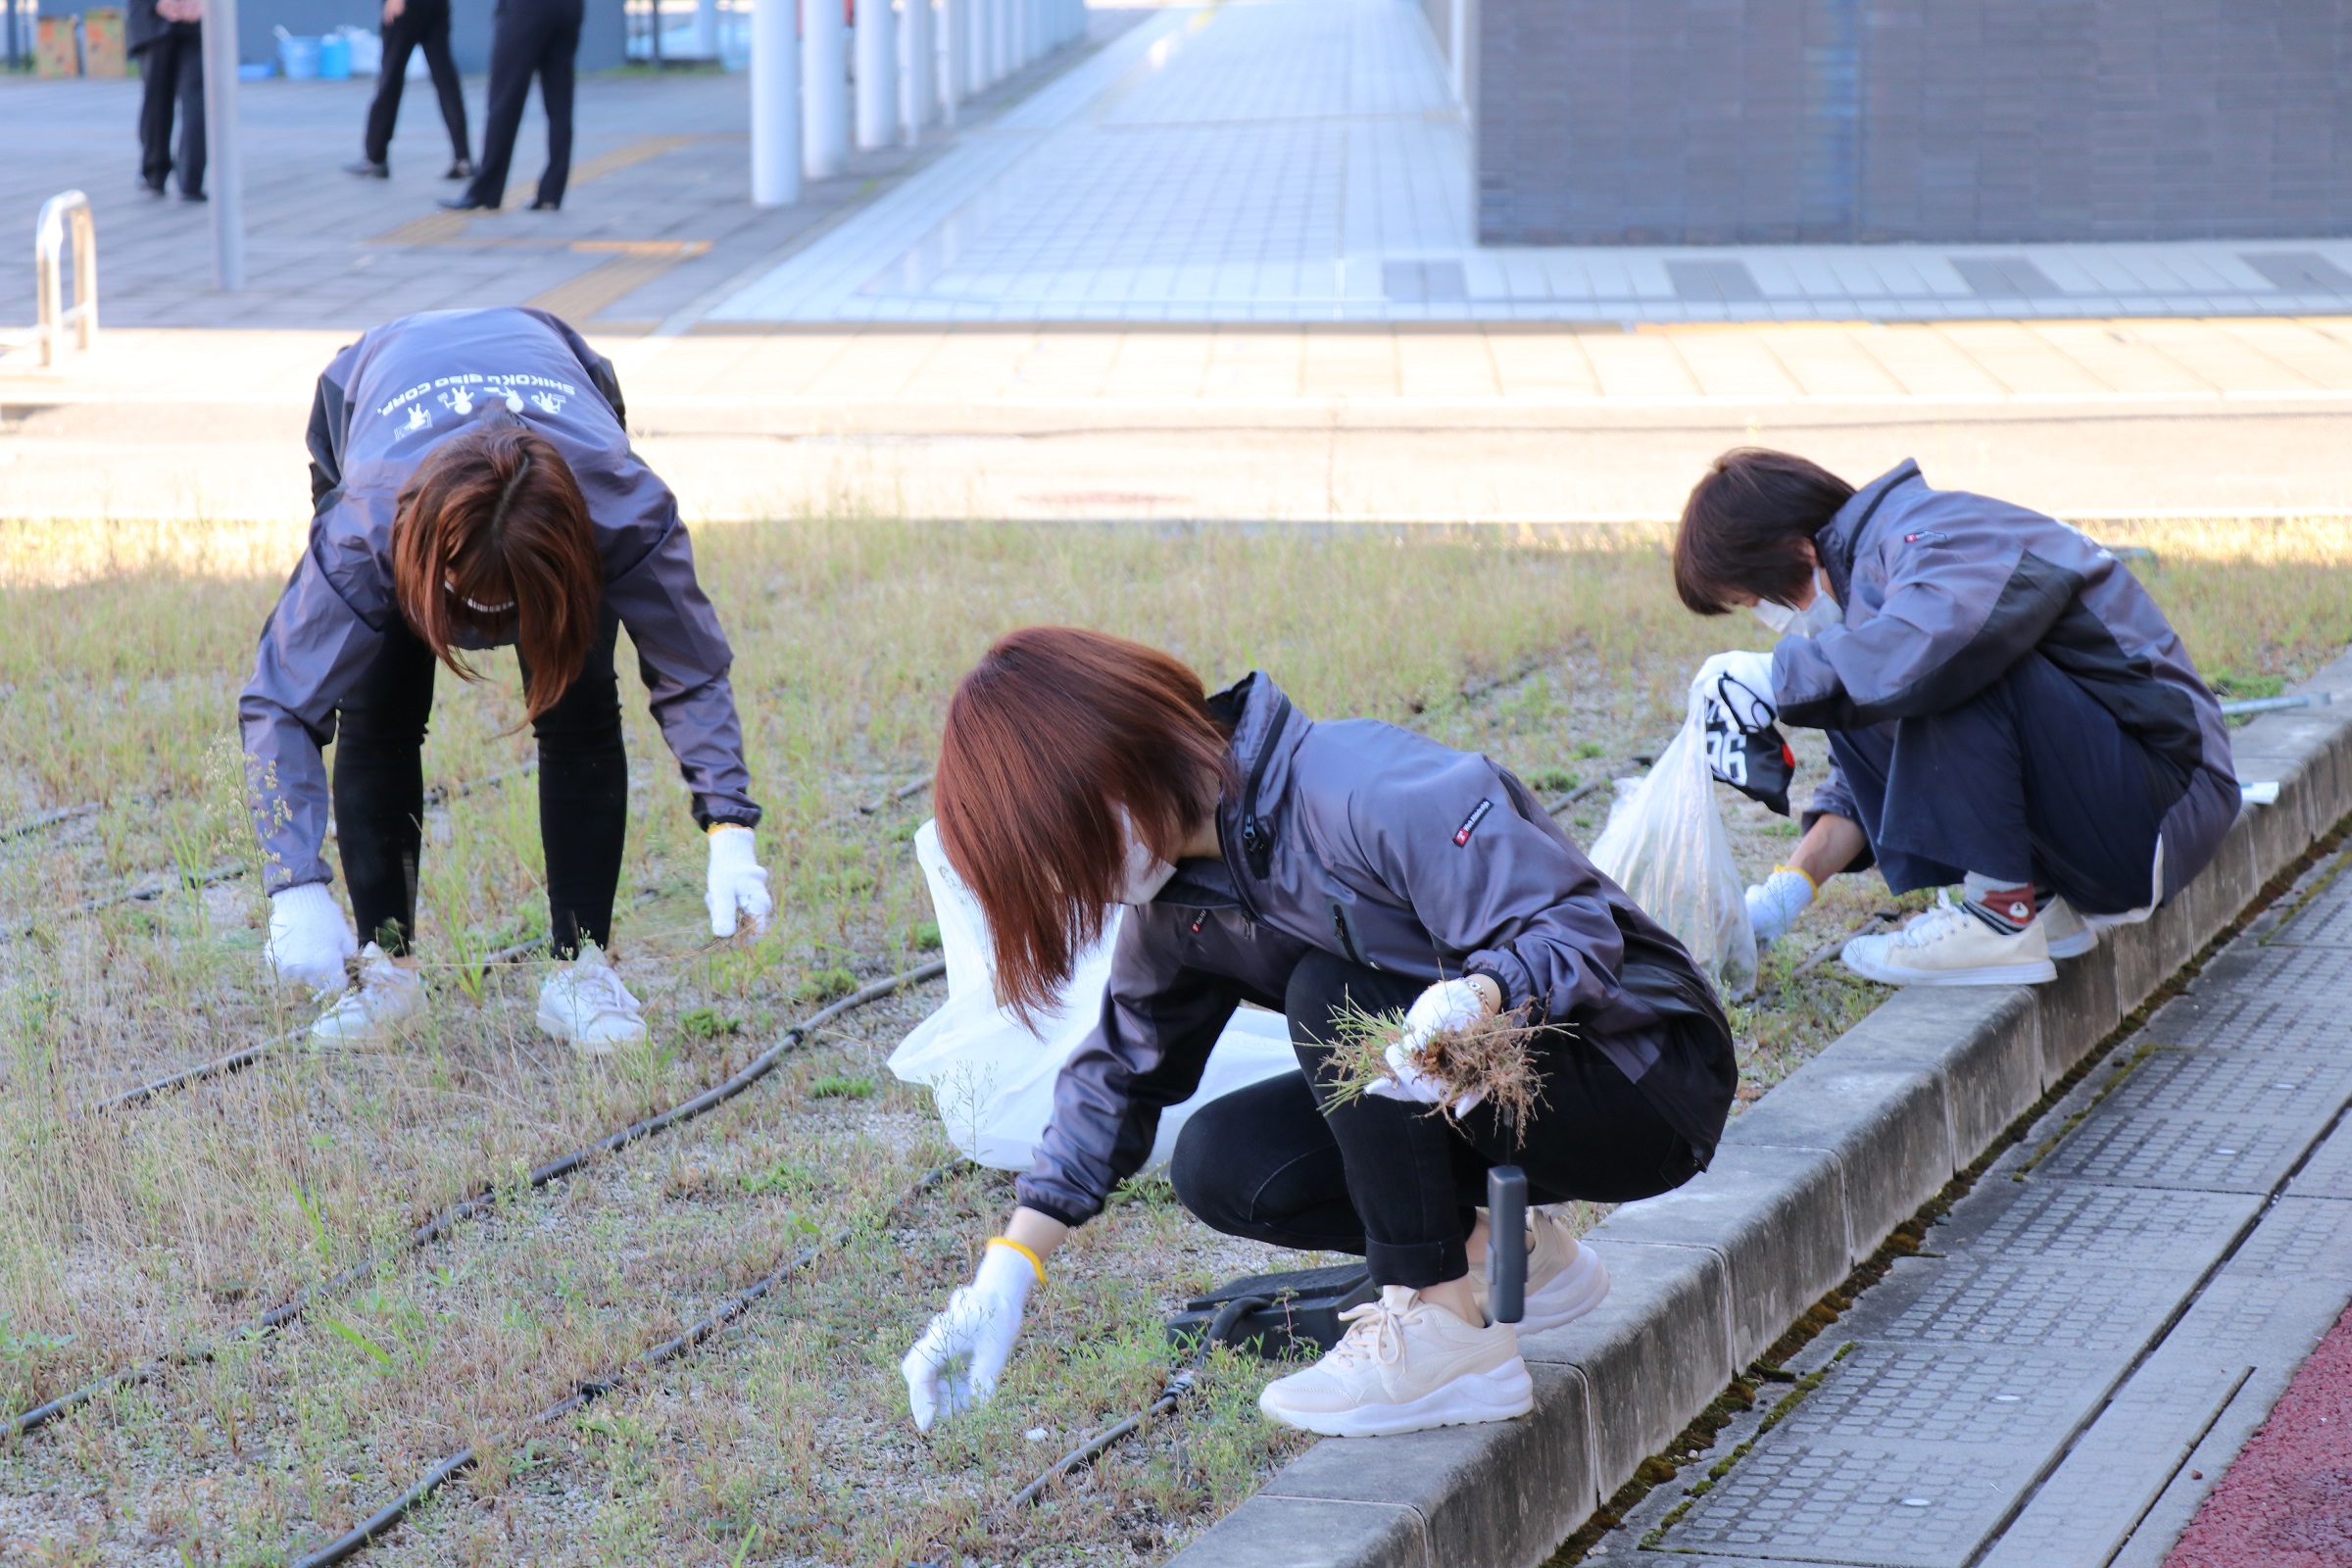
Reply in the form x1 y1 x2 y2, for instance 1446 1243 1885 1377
318 31 352 78
276 32 320 79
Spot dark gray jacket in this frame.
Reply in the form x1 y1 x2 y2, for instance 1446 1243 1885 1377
1783 460 2235 902
1014 673 1737 1230
239 308 759 893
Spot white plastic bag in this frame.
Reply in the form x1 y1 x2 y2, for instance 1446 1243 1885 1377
888 821 1301 1172
1590 694 1757 996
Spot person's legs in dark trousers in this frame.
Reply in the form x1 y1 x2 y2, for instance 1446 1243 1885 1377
1172 952 1697 1288
418 9 471 166
1827 651 2178 914
171 31 205 196
332 619 439 955
466 0 547 207
522 614 627 958
362 14 419 165
136 40 179 190
529 2 579 207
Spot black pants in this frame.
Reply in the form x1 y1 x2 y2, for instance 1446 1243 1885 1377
465 0 581 209
1828 651 2180 914
333 612 627 958
364 0 471 167
1170 953 1700 1290
136 29 205 197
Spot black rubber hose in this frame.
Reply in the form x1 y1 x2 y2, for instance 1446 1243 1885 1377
1002 1292 1273 1512
10 959 946 1438
288 1165 953 1568
0 801 100 842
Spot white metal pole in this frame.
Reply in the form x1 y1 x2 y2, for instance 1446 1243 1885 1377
751 0 801 202
853 0 894 148
899 0 930 141
803 0 848 176
200 0 243 290
926 0 945 123
992 0 1008 79
970 0 990 89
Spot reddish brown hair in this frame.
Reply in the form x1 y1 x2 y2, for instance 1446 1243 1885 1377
1673 448 1856 615
390 425 603 720
935 626 1235 1023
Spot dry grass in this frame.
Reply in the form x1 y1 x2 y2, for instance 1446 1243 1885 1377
1314 999 1548 1139
0 513 2346 1565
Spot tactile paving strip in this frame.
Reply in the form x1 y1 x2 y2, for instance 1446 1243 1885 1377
2144 948 2352 1050
1764 1345 2109 1448
2093 1047 2352 1122
2032 1109 2314 1194
1936 1182 2259 1266
1657 1441 2029 1567
2287 1117 2352 1200
2212 1194 2352 1277
1848 1257 2189 1356
2261 876 2352 947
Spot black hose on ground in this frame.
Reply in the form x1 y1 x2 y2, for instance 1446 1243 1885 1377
289 1164 954 1568
1001 1292 1272 1514
10 959 947 1438
0 801 101 842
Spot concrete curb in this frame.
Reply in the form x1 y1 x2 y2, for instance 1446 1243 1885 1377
1166 652 2352 1568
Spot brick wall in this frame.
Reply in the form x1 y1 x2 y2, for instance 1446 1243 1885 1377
1478 0 2352 244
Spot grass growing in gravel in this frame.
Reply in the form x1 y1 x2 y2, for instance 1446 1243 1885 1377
1 513 2347 1565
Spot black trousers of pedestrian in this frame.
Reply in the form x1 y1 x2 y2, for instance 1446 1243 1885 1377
1826 651 2182 914
1170 952 1701 1290
363 0 471 168
465 0 581 209
135 28 205 197
332 612 629 959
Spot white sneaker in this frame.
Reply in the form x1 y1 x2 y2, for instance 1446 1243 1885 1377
1840 894 2057 987
1256 1285 1534 1438
310 943 426 1045
535 943 649 1054
1472 1208 1611 1334
2041 898 2096 959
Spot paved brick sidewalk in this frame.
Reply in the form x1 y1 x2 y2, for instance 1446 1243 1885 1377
1578 847 2352 1568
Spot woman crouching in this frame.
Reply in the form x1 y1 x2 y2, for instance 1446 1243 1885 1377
900 627 1737 1439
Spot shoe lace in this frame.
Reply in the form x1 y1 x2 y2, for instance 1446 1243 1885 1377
1328 1298 1409 1369
1887 893 1973 951
563 960 637 1018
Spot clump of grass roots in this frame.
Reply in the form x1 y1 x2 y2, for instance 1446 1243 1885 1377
1317 997 1549 1141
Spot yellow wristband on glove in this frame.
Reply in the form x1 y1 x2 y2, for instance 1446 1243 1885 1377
986 1236 1047 1284
1773 863 1821 894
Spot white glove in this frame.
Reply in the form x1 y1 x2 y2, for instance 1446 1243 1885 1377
1690 650 1779 734
267 882 358 996
705 825 773 938
1745 866 1816 946
1368 977 1494 1115
902 1242 1037 1432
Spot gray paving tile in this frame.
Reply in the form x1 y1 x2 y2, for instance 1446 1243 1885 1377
1842 1254 2190 1357
1658 1439 2029 1567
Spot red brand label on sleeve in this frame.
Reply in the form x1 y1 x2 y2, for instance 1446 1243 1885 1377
1453 799 1494 846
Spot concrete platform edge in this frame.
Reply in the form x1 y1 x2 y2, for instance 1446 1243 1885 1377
1162 649 2352 1568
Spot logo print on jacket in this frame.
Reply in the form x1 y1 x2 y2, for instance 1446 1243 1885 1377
1453 799 1494 847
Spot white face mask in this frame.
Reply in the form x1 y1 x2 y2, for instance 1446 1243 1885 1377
1115 807 1179 906
1751 569 1839 639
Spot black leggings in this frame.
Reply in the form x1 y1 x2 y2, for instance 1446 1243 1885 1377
1170 952 1700 1290
333 613 627 959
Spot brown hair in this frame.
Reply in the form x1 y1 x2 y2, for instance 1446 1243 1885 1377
1673 448 1856 615
935 626 1236 1023
390 425 603 720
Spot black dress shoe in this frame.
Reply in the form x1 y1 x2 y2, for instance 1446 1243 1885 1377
180 189 207 203
439 194 497 211
140 177 168 197
344 158 390 178
443 157 474 180
528 199 561 211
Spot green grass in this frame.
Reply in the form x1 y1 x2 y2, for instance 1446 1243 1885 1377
0 513 2345 1565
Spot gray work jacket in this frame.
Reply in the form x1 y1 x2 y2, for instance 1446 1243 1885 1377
1783 460 2236 902
238 308 759 892
1014 673 1737 1230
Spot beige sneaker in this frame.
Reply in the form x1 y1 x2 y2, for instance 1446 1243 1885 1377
535 943 650 1054
1472 1207 1611 1334
2041 898 2095 959
1841 894 2056 987
1257 1285 1533 1438
310 943 425 1045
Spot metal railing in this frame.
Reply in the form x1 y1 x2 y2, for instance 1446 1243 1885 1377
35 189 97 367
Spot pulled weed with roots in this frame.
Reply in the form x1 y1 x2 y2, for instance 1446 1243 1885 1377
1316 997 1550 1142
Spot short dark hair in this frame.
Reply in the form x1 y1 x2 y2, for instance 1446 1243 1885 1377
1673 448 1856 615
